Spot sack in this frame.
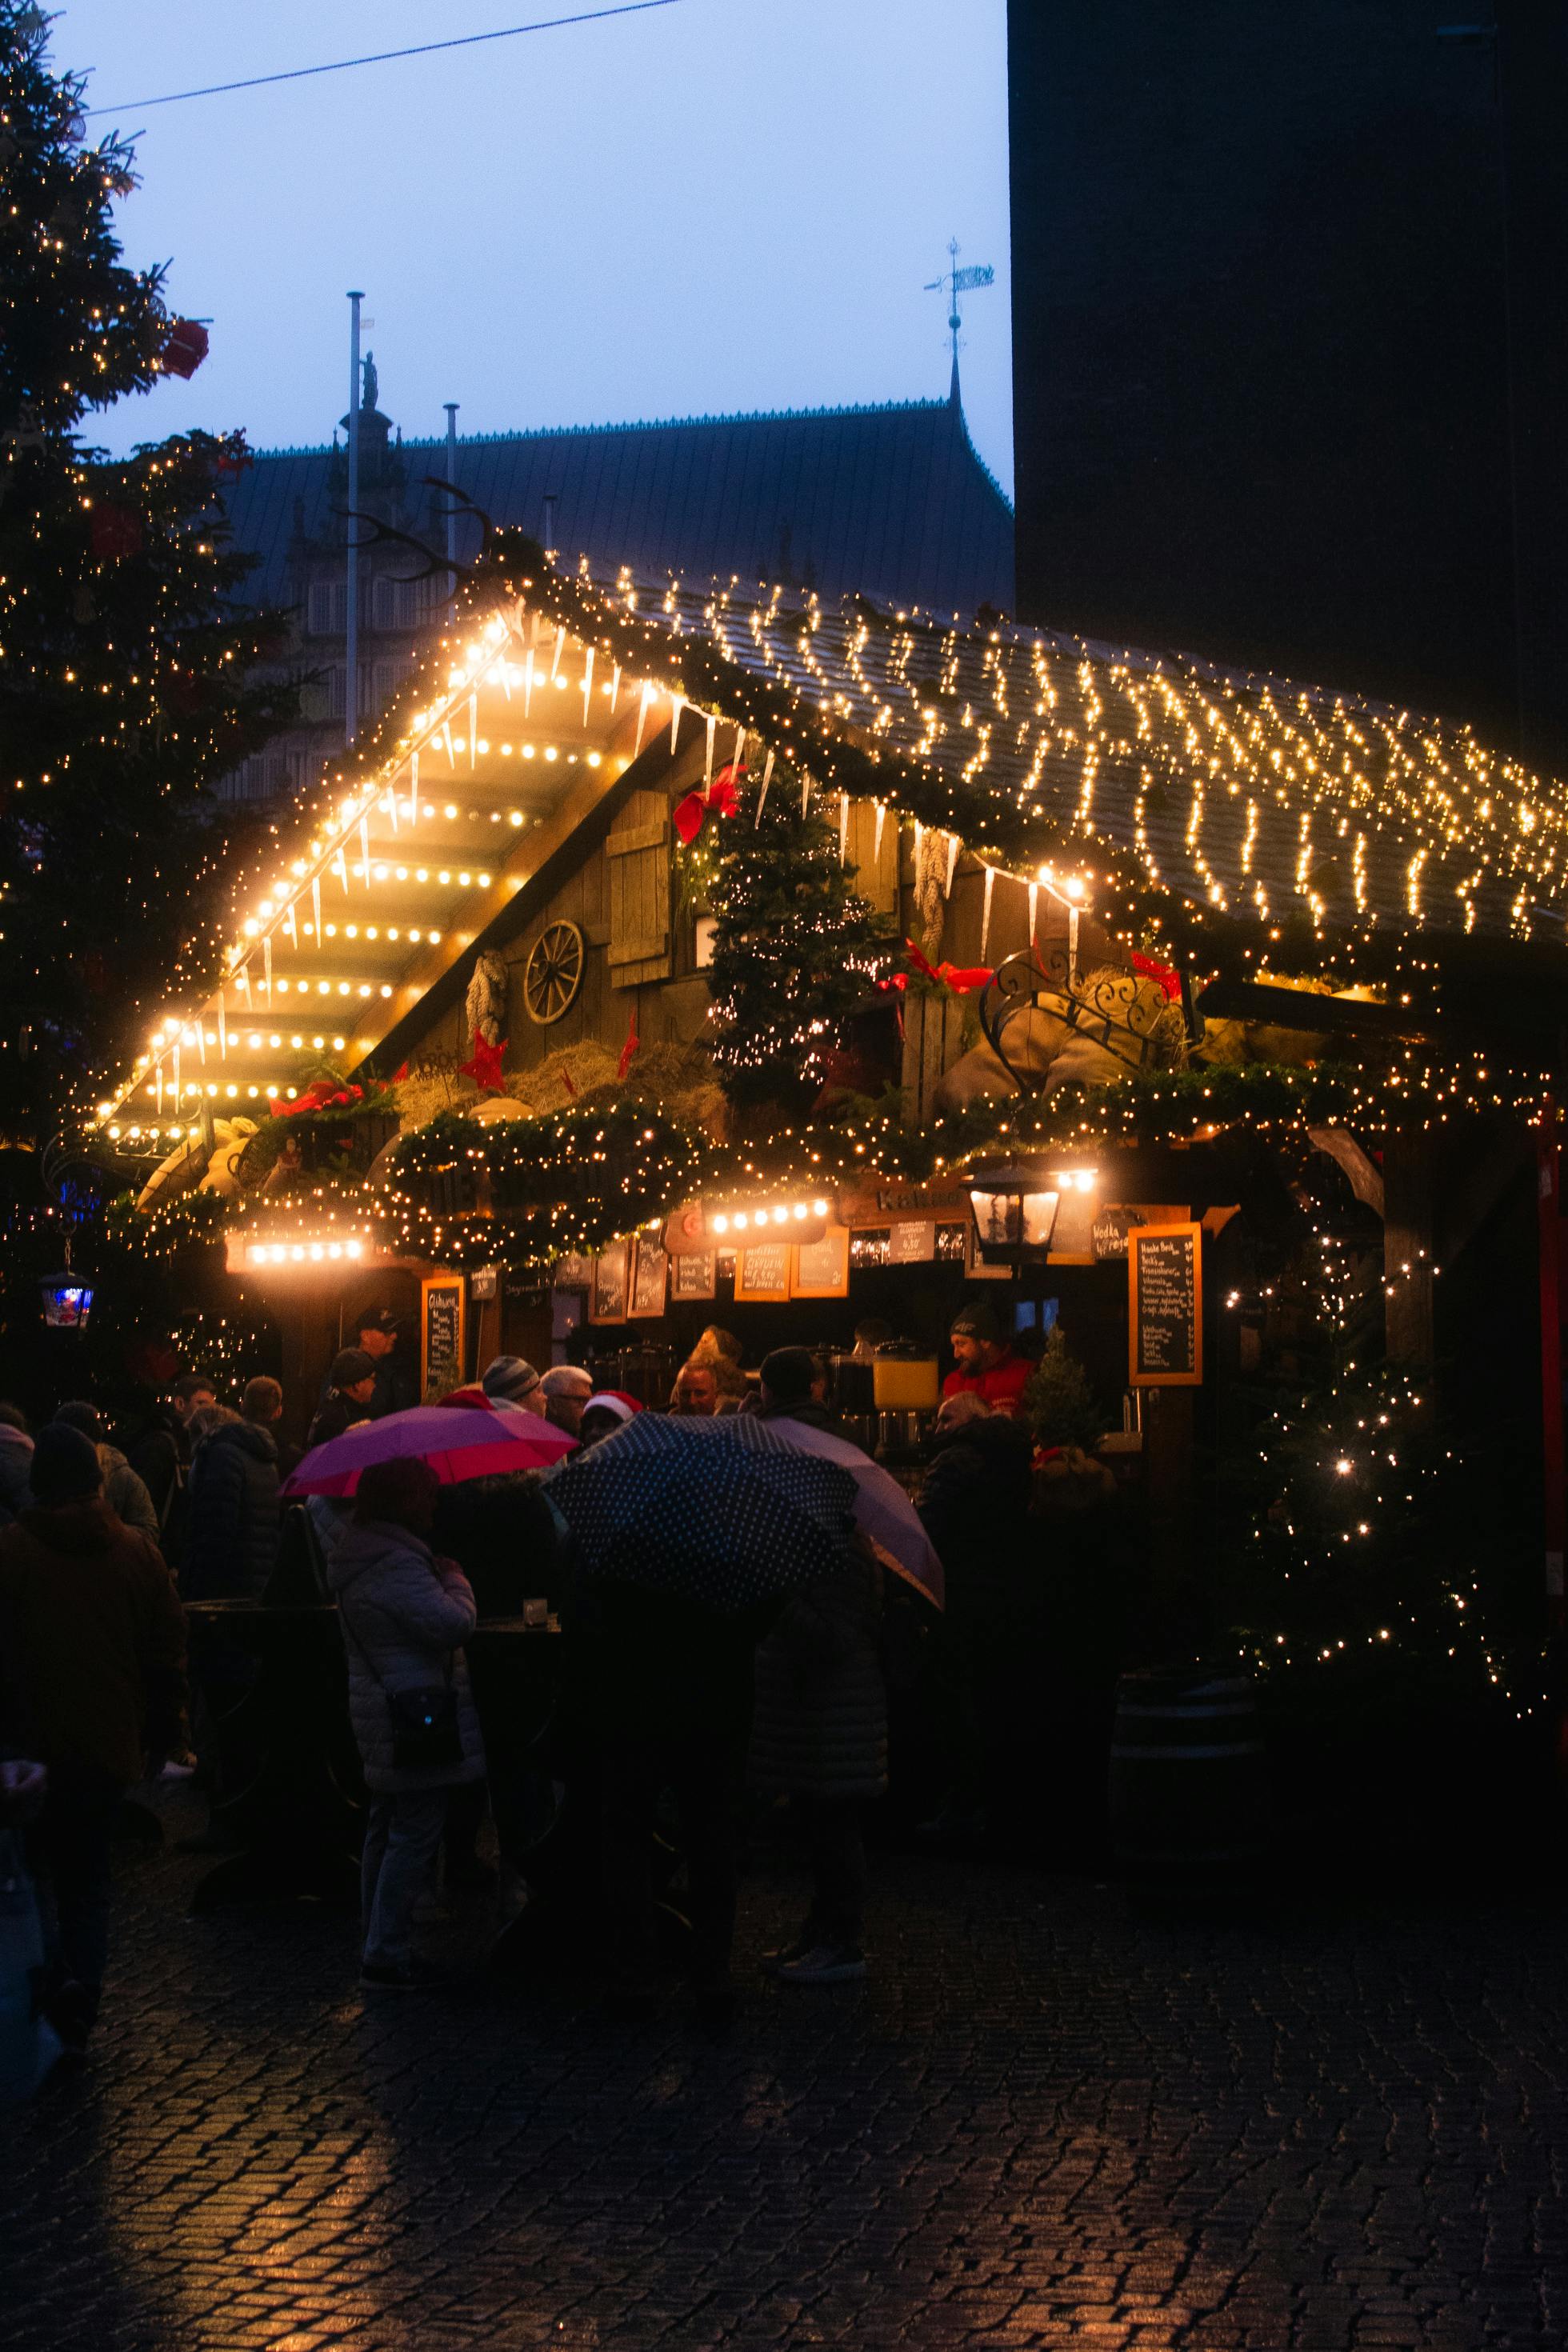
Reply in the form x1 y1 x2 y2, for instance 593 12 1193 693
386 1681 462 1771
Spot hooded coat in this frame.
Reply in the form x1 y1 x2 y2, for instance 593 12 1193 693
327 1521 484 1793
182 1420 281 1603
750 1551 887 1802
97 1445 161 1546
0 1499 187 1783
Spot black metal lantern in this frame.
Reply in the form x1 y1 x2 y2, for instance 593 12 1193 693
966 1163 1061 1266
39 1271 94 1330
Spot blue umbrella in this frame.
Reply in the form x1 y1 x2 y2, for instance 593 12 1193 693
545 1411 858 1614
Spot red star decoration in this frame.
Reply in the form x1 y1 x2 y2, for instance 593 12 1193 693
459 1030 509 1094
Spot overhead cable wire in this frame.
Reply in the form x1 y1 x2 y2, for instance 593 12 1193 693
85 0 688 118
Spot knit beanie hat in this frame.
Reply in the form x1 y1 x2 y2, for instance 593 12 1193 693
950 1302 1002 1346
482 1354 541 1404
330 1346 377 1390
31 1422 104 1506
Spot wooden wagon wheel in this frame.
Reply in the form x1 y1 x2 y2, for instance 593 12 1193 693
522 919 586 1026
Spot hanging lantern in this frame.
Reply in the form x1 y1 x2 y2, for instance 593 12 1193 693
39 1271 94 1330
966 1162 1061 1267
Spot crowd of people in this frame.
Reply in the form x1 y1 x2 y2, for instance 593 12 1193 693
0 1297 1044 2093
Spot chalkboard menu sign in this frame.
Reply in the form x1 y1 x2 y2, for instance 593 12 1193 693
1128 1222 1203 1387
590 1240 630 1324
629 1238 669 1318
670 1249 716 1301
421 1273 466 1397
735 1241 792 1302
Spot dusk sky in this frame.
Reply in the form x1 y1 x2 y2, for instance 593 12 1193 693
58 1 1014 494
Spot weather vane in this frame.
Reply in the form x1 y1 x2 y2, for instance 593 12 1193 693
925 238 994 383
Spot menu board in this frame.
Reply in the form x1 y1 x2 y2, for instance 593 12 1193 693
421 1273 466 1396
735 1241 792 1302
888 1220 935 1265
1129 1222 1202 1387
670 1249 717 1301
629 1238 669 1318
793 1223 850 1298
590 1239 630 1323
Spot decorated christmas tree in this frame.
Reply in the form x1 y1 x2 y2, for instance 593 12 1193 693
0 3 295 1146
704 762 894 1120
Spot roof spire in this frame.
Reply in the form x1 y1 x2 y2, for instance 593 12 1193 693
925 237 994 411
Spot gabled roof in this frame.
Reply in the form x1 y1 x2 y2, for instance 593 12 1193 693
98 558 1567 1140
222 393 1015 620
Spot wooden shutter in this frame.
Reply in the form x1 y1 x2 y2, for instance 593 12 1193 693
606 792 671 987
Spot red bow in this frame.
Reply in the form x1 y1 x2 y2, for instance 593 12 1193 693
673 760 744 846
1130 950 1182 1002
880 938 994 995
459 1030 509 1095
268 1078 363 1119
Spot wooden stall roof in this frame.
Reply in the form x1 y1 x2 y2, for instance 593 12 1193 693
96 556 1568 1138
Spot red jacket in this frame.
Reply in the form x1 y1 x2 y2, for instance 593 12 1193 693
942 1349 1031 1415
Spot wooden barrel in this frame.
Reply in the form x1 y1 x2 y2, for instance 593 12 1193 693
1108 1666 1268 1873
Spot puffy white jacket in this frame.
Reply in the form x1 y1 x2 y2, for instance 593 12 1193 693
328 1519 484 1794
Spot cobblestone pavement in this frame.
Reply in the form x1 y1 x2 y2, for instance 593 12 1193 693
4 1790 1568 2351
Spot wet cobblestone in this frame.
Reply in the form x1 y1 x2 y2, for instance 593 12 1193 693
4 1790 1567 2348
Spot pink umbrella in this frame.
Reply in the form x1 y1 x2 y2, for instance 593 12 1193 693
760 1416 945 1609
282 1403 574 1498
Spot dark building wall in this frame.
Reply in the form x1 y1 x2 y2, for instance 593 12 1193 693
1009 1 1568 764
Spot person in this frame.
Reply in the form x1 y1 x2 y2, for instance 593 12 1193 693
578 1391 641 1448
167 1372 218 1455
182 1386 282 1604
0 1405 34 1527
942 1302 1031 1416
583 1567 760 2025
480 1354 545 1414
329 1457 485 1992
353 1307 414 1418
54 1402 162 1545
692 1326 743 1370
540 1364 593 1439
673 1356 747 1416
242 1373 300 1480
0 1756 58 2102
306 1349 378 1450
753 1346 840 1436
0 1424 187 2054
916 1391 1036 1842
750 1534 887 1987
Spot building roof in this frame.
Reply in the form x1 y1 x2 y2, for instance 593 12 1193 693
222 390 1015 621
562 566 1568 959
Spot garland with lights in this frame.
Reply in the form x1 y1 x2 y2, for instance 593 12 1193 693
0 4 298 1146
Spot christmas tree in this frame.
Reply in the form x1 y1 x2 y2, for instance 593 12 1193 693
0 3 295 1146
705 763 894 1120
1022 1325 1106 1454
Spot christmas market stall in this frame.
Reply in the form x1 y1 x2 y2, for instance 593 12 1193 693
83 534 1568 1831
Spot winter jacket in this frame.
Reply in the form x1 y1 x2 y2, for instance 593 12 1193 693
752 1398 846 1438
918 1413 1037 1641
328 1521 484 1793
122 1411 182 1521
306 1392 371 1452
0 1426 32 1528
431 1473 563 1622
0 1500 187 1784
941 1348 1031 1415
182 1420 281 1604
98 1446 161 1546
750 1551 887 1802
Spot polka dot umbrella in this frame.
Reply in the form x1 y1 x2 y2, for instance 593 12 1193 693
544 1411 858 1614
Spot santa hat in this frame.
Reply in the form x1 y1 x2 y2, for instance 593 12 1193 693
585 1390 642 1425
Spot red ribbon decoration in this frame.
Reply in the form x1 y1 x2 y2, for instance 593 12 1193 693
159 318 210 380
1130 950 1182 1002
617 1014 640 1081
879 938 995 996
673 759 744 846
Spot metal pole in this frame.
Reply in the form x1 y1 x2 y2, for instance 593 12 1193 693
443 402 459 621
346 290 363 748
